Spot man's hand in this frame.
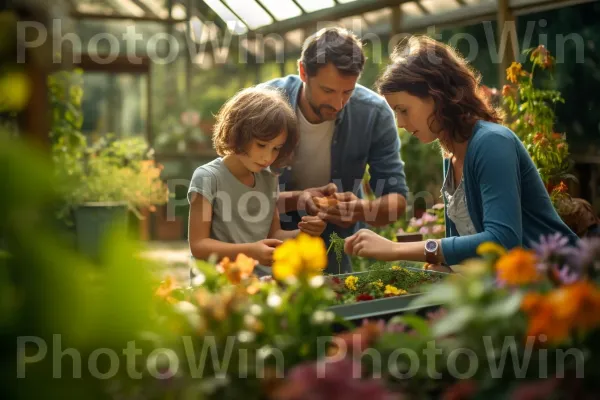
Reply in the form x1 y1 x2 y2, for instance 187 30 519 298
298 215 326 236
344 229 399 261
317 192 365 228
299 183 338 216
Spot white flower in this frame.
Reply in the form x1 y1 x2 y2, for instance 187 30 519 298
309 275 325 288
175 301 197 314
267 293 282 308
237 330 256 343
311 310 334 324
191 273 206 287
249 304 263 316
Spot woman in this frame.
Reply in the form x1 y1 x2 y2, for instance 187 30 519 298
344 36 578 270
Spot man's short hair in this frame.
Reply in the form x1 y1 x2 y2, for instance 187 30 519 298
300 27 365 77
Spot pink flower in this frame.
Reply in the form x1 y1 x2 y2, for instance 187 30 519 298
273 358 393 400
432 203 445 210
409 217 423 228
432 225 445 234
419 226 431 235
422 213 437 223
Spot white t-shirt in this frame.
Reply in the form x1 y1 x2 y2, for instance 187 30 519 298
290 107 335 190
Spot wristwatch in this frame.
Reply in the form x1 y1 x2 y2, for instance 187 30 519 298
424 239 439 264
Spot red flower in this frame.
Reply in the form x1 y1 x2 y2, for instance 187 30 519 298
356 293 374 302
332 277 341 284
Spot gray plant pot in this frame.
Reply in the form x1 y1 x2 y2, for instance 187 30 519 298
73 202 129 262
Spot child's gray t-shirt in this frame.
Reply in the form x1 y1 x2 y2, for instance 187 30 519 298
187 158 278 244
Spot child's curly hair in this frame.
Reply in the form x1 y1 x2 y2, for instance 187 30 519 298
212 86 298 169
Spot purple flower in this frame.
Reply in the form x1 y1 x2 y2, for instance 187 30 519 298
568 237 600 271
276 358 394 400
533 233 570 261
558 266 580 284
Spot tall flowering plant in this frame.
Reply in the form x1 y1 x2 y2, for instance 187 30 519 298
501 46 575 205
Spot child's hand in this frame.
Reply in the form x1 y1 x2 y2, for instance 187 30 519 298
298 215 326 237
250 239 282 266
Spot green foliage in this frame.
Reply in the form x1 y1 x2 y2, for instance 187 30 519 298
326 232 345 274
1 132 167 399
54 135 169 221
329 263 444 304
48 68 85 148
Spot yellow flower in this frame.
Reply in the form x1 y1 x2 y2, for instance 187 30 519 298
391 266 404 271
272 240 302 280
495 248 539 285
506 62 524 83
296 233 327 273
345 276 358 291
272 233 327 281
476 242 507 257
371 279 384 289
384 285 407 296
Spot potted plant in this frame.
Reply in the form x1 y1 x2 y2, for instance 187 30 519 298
54 135 169 261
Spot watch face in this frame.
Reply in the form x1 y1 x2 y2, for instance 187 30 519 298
425 240 438 252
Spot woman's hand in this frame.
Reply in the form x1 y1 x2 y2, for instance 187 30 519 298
344 229 400 261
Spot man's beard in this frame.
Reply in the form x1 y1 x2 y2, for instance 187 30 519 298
306 85 338 122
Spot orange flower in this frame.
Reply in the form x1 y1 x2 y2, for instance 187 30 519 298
521 282 600 344
217 253 257 284
495 248 540 285
554 181 568 193
532 132 545 144
521 292 570 343
552 133 563 140
531 45 554 69
502 84 516 98
506 62 524 83
554 281 600 330
155 275 179 304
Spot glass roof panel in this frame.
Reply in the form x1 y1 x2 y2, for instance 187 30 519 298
295 0 336 13
223 0 273 29
203 0 248 34
284 29 306 48
419 0 463 15
136 0 168 18
257 0 303 21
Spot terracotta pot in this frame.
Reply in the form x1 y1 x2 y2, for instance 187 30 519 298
153 205 184 241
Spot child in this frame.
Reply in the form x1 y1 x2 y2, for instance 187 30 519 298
187 86 326 273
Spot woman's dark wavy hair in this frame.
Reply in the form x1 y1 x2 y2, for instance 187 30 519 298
376 36 502 148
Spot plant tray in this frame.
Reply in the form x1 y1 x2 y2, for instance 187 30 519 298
326 266 448 322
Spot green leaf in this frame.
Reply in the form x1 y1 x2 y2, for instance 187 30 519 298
390 314 432 337
482 292 523 320
431 305 476 337
412 282 460 307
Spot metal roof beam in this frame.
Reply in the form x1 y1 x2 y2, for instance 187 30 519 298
247 0 411 37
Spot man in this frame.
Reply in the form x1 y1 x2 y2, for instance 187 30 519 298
262 27 409 273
